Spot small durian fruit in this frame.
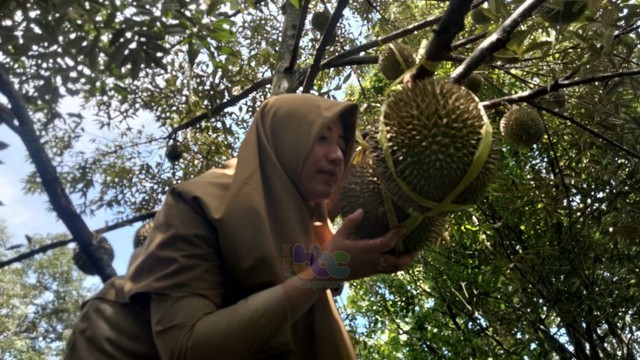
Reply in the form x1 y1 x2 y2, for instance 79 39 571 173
165 142 183 163
133 220 154 249
339 149 450 254
462 72 484 94
73 235 115 276
311 9 332 33
377 43 417 81
470 7 492 25
500 107 545 148
370 78 500 215
537 0 587 25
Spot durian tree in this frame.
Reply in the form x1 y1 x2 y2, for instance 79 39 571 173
0 221 94 358
1 0 640 358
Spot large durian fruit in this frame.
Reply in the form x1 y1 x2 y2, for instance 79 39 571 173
134 220 154 249
371 79 500 214
378 43 417 82
339 78 499 254
73 235 115 275
339 148 450 254
537 0 587 25
500 106 545 148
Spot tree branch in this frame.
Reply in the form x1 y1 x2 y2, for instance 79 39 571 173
0 211 156 269
302 0 349 93
0 67 116 282
271 1 308 95
409 0 474 83
481 69 640 109
451 0 547 84
166 76 271 139
0 103 23 136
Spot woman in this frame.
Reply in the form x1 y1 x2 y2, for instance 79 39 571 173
65 93 416 359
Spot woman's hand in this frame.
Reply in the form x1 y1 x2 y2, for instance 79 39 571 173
318 209 418 281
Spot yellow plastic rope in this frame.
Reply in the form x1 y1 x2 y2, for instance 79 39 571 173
379 182 425 254
351 130 369 166
377 99 492 216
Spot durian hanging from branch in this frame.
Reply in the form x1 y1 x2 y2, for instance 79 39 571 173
340 79 499 254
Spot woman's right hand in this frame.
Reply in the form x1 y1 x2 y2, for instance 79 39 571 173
318 209 418 282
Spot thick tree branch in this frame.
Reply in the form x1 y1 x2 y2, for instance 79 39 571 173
271 1 309 95
409 0 473 82
451 0 547 84
302 0 349 93
0 211 156 269
0 67 117 282
0 103 22 136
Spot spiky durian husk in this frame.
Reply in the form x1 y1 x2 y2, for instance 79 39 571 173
500 107 545 148
377 43 417 82
370 79 499 215
339 149 450 254
133 220 154 249
311 9 331 32
537 0 587 25
73 236 115 275
462 72 484 94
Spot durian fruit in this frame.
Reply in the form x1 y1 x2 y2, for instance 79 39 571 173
133 220 154 249
462 72 484 94
370 78 500 215
311 9 332 33
500 106 545 148
537 0 587 25
165 142 183 163
73 235 115 275
378 43 417 82
339 149 450 254
470 7 492 25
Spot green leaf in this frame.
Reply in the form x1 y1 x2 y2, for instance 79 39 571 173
289 0 300 8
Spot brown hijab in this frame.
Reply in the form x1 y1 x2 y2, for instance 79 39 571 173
124 93 358 358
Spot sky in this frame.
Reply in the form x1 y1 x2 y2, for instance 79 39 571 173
0 97 144 281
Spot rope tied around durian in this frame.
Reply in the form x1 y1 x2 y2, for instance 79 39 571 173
376 97 493 221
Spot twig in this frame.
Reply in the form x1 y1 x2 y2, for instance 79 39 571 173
0 211 156 269
166 76 271 139
481 68 640 109
536 104 640 161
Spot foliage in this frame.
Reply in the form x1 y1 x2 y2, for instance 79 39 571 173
339 0 640 358
0 222 94 359
2 0 640 358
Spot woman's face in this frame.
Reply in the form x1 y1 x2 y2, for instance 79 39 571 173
298 119 346 203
